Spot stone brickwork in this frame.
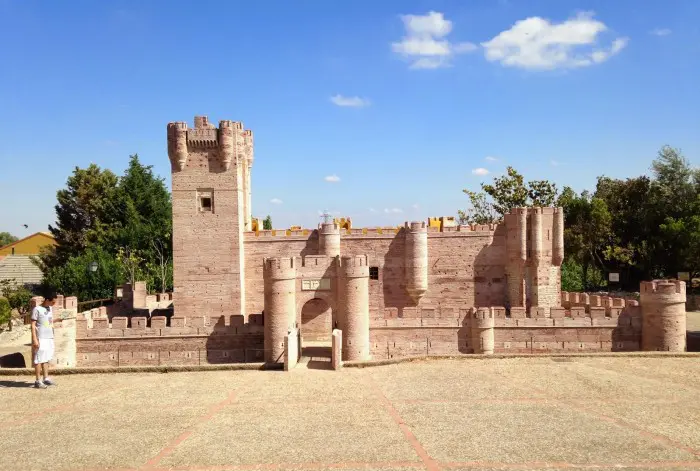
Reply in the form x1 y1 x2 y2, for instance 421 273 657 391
168 117 251 320
58 115 688 369
75 313 264 367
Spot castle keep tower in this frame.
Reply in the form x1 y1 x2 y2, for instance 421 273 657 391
640 280 687 352
504 207 563 309
168 116 253 318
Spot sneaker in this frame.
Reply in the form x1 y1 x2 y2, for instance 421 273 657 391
43 378 56 386
34 380 47 389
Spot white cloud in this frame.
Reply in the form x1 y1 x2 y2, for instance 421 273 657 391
384 208 403 214
369 208 377 213
391 11 477 69
324 174 341 183
472 167 490 176
412 203 420 210
481 12 628 70
650 28 671 37
330 95 371 107
485 155 498 162
270 198 283 204
550 160 560 167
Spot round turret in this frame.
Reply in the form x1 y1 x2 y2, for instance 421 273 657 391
338 255 370 361
218 120 235 171
471 307 495 354
404 221 428 301
318 223 340 258
640 280 686 352
552 207 564 266
167 122 188 171
531 208 543 264
263 257 297 363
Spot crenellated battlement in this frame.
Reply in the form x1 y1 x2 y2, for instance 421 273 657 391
167 115 253 172
338 254 370 279
301 255 331 268
319 222 340 232
472 307 496 328
264 256 296 270
640 279 686 297
406 221 427 232
218 119 242 130
339 254 369 268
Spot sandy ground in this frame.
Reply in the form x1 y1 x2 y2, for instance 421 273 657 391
2 355 700 471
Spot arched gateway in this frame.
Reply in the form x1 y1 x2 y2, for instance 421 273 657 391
263 254 370 363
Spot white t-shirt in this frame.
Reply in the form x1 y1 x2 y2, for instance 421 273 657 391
31 306 54 339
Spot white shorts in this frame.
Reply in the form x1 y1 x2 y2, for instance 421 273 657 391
34 338 55 365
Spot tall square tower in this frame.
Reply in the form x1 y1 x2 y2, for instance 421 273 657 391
167 116 254 317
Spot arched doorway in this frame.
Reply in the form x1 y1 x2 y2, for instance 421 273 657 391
300 298 332 345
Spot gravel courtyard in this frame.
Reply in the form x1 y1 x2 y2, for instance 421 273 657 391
2 356 700 471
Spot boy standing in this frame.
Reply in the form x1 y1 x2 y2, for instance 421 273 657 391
31 294 57 388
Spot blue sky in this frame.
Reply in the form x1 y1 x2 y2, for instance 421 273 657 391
1 0 699 238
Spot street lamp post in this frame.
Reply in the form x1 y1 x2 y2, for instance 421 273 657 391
88 261 98 304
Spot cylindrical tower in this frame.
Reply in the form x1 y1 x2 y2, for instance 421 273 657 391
531 208 543 263
552 207 564 266
218 120 235 171
243 129 254 230
339 255 370 361
471 307 495 354
167 122 188 171
640 280 687 352
263 257 297 363
404 221 428 301
318 223 341 258
517 207 527 263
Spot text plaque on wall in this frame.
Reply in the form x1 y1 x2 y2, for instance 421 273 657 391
302 278 331 291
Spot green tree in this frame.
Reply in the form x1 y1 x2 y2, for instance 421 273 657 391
40 155 173 299
5 284 32 330
650 146 700 281
0 232 18 247
557 188 612 290
460 167 558 223
0 297 11 331
41 247 124 302
263 215 272 230
457 191 498 225
41 164 119 267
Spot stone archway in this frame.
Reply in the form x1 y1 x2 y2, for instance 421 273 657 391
300 298 332 344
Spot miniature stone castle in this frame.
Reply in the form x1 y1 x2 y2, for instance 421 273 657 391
55 115 688 369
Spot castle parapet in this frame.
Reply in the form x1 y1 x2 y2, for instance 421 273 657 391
471 307 495 354
640 280 686 352
338 255 369 279
263 257 297 280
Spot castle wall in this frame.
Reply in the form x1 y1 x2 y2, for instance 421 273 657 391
366 300 642 359
75 314 264 367
242 225 509 320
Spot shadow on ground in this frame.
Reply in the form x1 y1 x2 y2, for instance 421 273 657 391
302 345 333 370
0 380 34 388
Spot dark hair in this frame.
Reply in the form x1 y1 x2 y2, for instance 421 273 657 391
42 292 58 301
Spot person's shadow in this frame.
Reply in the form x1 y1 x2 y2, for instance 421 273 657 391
0 380 34 388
